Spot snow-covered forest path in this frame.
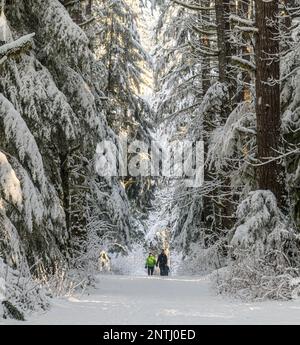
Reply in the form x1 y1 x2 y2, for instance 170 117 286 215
8 274 300 325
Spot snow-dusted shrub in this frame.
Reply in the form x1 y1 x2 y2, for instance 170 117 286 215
0 258 49 320
36 260 84 298
215 190 300 300
177 240 226 276
207 101 255 170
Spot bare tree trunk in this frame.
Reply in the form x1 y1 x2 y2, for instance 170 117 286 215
214 0 236 230
86 0 92 16
284 0 293 29
215 0 231 84
255 0 284 205
215 0 237 115
200 0 211 96
236 0 251 102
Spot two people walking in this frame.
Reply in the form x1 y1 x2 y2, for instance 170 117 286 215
145 249 169 276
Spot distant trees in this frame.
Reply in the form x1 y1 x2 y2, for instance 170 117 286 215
97 0 149 132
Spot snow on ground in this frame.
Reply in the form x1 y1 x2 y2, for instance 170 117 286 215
2 274 300 325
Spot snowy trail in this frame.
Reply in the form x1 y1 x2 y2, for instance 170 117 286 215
6 274 300 325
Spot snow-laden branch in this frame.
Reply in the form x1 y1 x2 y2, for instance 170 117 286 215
231 56 256 71
0 33 35 60
189 40 219 56
233 26 258 33
245 148 300 167
191 25 216 36
63 0 79 7
78 17 96 27
229 14 254 27
171 0 215 11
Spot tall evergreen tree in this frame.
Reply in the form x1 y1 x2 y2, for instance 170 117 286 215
255 0 284 205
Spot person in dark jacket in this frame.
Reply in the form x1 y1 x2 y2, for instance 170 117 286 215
156 249 168 276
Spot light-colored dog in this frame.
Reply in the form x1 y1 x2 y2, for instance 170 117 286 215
98 251 111 272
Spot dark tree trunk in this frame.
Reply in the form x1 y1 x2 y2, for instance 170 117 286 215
236 0 251 103
107 13 114 96
60 152 70 232
200 0 211 96
215 0 236 115
86 0 92 16
214 0 236 230
215 0 231 84
255 0 284 205
284 0 293 29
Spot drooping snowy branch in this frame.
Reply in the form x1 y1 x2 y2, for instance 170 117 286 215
171 0 214 11
0 33 35 60
231 56 256 71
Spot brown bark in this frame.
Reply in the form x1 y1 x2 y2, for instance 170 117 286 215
236 0 251 102
199 0 211 95
86 0 92 16
215 0 231 84
214 0 236 229
60 152 70 233
255 0 284 205
215 0 237 116
284 0 293 29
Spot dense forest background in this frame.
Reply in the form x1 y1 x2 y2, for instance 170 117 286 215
0 0 299 319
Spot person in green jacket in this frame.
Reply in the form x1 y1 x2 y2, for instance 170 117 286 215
145 252 156 276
